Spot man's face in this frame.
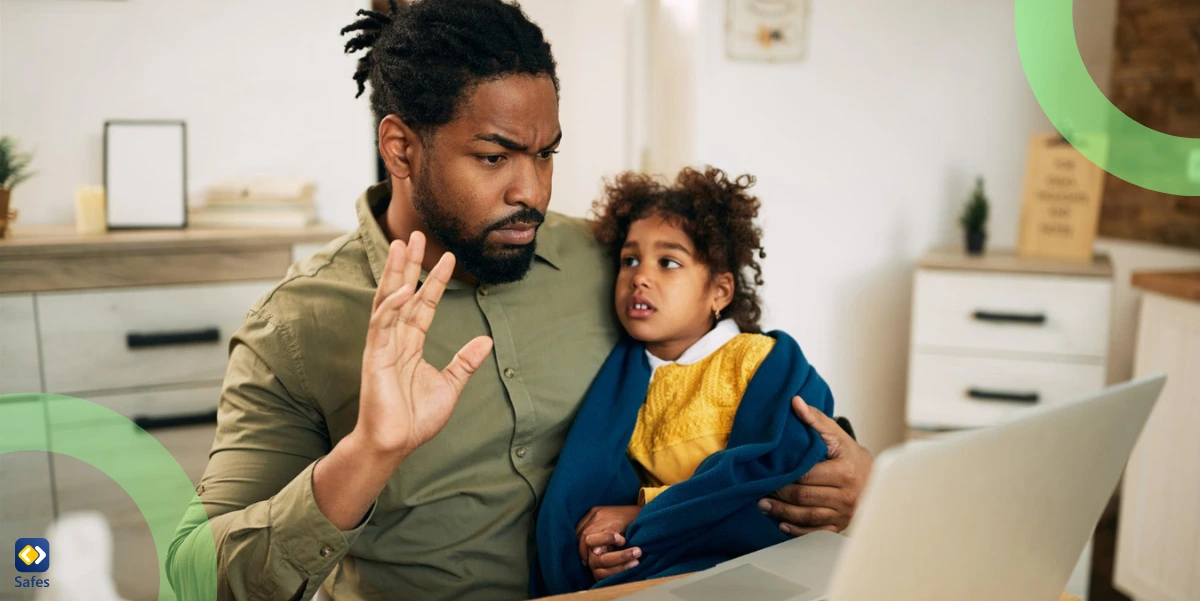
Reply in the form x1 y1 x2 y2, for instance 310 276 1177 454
412 75 561 284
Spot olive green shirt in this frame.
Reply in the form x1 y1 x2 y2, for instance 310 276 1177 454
169 184 619 601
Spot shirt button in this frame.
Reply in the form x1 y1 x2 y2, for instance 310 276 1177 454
319 547 333 558
479 286 489 296
503 368 516 379
515 447 527 458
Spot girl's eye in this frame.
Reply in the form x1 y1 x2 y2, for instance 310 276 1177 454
537 150 559 160
480 155 505 165
660 258 682 269
621 256 639 268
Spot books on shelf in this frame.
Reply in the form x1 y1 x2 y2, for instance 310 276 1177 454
188 206 315 229
188 177 317 229
205 177 316 206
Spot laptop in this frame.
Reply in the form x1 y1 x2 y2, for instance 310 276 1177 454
616 374 1166 601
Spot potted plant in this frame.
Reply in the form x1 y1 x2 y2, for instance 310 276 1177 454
960 176 989 255
0 136 36 238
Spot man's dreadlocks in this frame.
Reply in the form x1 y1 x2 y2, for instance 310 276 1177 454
340 0 559 136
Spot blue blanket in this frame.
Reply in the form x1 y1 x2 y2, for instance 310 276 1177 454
530 331 834 596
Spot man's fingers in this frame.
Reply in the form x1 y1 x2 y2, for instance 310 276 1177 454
579 529 640 579
589 547 641 570
769 483 850 513
577 523 619 565
575 508 600 537
759 499 843 529
795 460 849 487
779 524 840 538
583 531 625 549
372 240 408 311
792 396 846 457
366 285 413 349
405 252 456 338
592 558 640 580
792 395 837 432
401 231 426 294
442 336 494 392
392 236 433 345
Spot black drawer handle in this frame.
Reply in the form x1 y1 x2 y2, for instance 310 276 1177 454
972 310 1046 325
967 388 1040 404
133 410 217 431
126 327 220 349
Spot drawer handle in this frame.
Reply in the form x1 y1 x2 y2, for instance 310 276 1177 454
133 410 217 431
972 310 1046 325
967 388 1040 404
126 327 220 349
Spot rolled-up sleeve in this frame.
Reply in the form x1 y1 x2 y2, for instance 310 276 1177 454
167 309 374 601
637 485 671 506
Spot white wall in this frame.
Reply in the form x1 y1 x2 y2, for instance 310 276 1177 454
519 1 634 218
0 0 629 228
0 0 377 230
664 0 1124 452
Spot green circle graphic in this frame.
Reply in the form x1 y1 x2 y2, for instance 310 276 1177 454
1 393 216 601
1016 0 1200 195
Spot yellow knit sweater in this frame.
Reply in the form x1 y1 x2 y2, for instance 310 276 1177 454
627 333 776 504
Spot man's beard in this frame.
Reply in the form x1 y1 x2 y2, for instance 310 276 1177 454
412 170 545 285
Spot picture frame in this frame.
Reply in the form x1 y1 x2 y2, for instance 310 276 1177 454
104 120 188 229
725 0 812 63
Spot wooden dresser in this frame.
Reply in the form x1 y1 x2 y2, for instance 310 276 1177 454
0 224 342 600
1114 271 1200 601
906 248 1114 430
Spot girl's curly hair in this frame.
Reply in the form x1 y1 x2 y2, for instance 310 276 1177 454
590 166 767 333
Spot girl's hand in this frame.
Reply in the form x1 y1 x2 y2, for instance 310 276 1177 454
575 505 643 580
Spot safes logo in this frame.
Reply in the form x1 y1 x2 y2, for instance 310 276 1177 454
14 538 50 589
14 538 49 573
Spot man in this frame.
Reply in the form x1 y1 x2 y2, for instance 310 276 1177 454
168 1 872 600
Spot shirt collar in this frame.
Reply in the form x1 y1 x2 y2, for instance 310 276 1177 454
356 183 564 289
645 318 742 379
357 183 394 288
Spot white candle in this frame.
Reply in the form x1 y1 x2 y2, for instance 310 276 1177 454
75 185 107 235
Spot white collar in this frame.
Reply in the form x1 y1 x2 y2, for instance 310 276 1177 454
645 318 742 379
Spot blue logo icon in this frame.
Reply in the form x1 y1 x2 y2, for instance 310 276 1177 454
14 538 49 573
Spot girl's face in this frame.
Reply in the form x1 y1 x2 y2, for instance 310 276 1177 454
615 214 733 361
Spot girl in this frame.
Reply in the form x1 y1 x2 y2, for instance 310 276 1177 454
531 167 837 595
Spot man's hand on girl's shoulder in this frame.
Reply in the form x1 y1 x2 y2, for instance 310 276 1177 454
758 396 873 536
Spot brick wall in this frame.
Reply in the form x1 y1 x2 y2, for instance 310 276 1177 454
1098 0 1200 249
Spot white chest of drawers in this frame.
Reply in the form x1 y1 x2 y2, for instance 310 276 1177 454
906 249 1113 430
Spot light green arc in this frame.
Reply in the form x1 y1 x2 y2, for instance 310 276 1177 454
1016 0 1200 196
0 394 216 601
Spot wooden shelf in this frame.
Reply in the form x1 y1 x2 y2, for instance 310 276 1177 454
0 224 344 294
1131 270 1200 304
0 223 343 257
918 247 1113 278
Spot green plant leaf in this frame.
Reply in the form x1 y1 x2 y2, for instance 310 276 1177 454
0 135 36 190
959 176 990 233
